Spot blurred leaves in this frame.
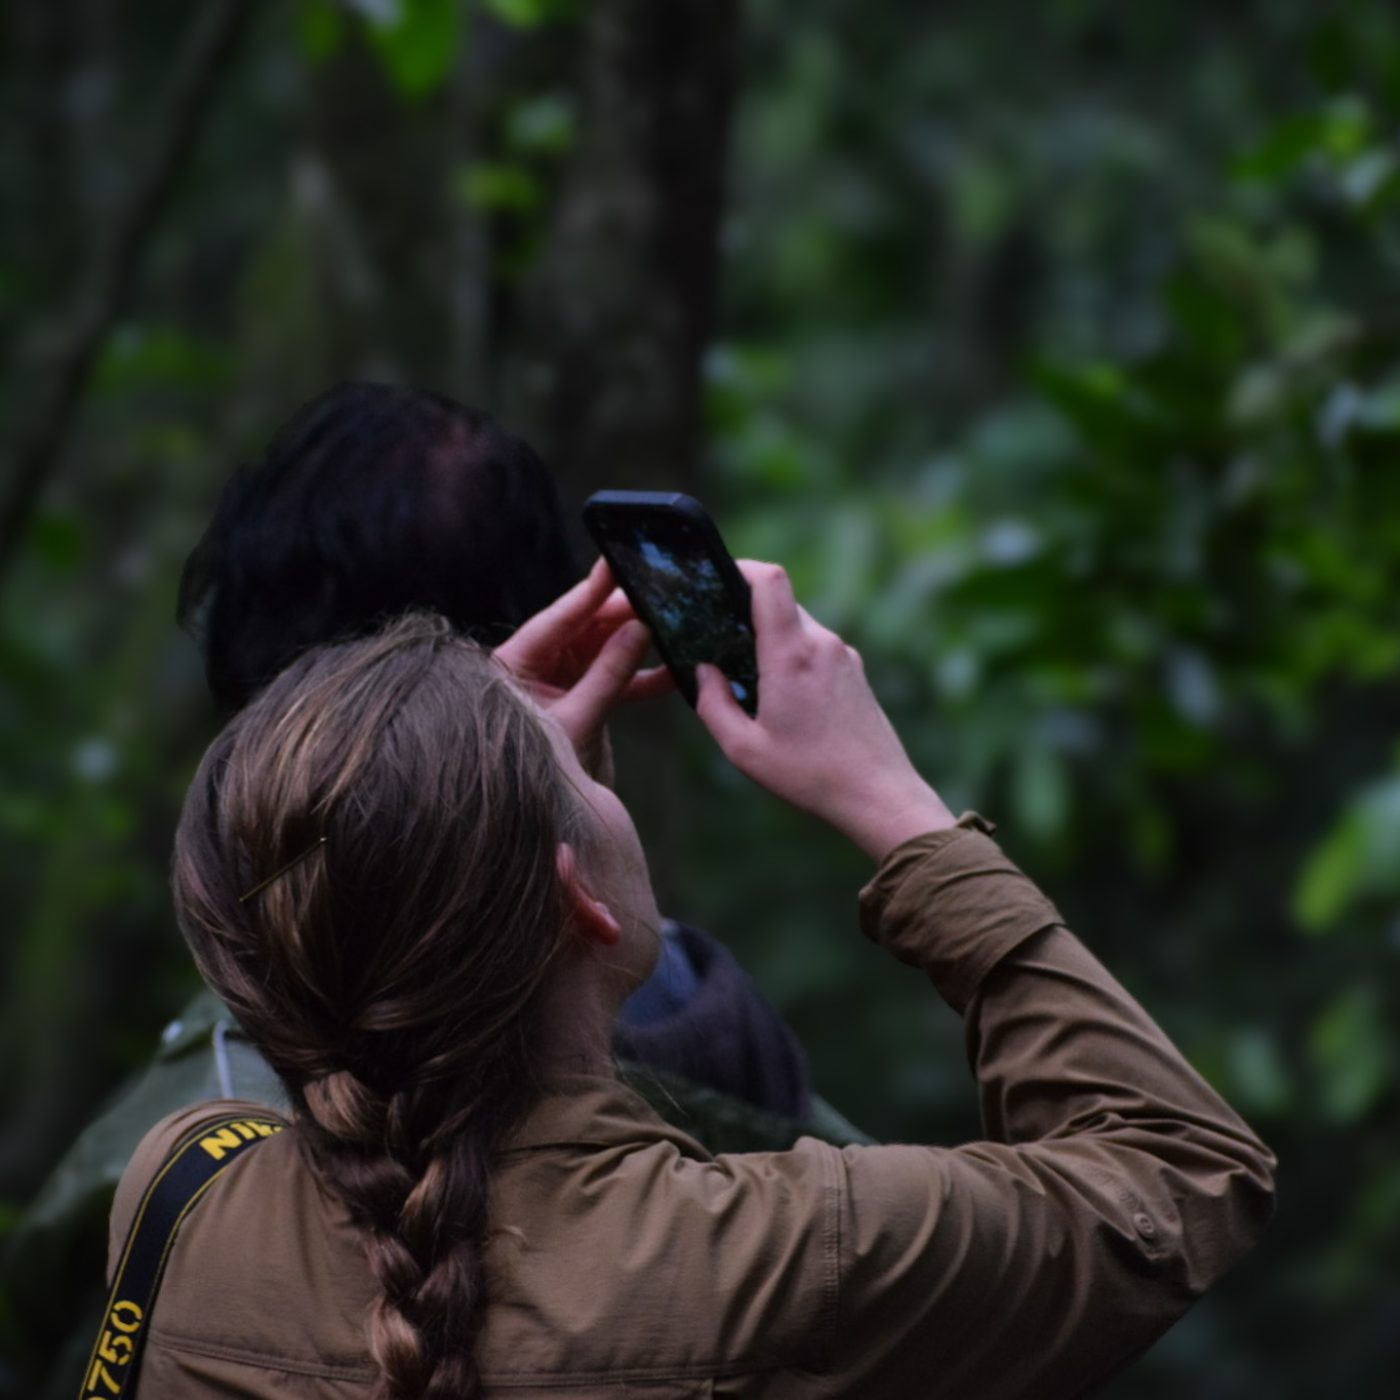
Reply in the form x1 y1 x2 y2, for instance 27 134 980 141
1296 770 1400 933
302 0 462 97
704 10 1400 1390
455 161 542 213
1308 985 1394 1124
505 94 577 157
1225 1027 1294 1119
484 0 578 29
5 2 1400 1396
361 0 460 99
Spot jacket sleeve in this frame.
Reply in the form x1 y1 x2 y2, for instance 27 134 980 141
818 819 1276 1399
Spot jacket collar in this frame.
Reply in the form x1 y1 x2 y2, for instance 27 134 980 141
503 1073 710 1158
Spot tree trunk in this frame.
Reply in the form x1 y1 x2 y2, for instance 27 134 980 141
501 0 741 909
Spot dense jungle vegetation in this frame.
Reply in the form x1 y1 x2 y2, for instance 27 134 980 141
2 2 1399 1394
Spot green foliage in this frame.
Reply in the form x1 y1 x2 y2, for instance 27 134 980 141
1308 985 1394 1125
5 2 1400 1396
452 89 577 278
455 160 543 213
1295 769 1400 931
505 94 577 158
700 4 1400 1392
308 0 463 99
485 0 579 29
365 0 460 99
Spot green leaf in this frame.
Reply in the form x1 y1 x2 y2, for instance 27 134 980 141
363 0 459 99
454 161 543 213
1232 112 1332 184
1298 775 1400 931
95 324 232 393
1031 359 1163 452
1317 96 1373 161
1308 985 1393 1123
505 94 577 157
1295 810 1365 932
485 0 571 27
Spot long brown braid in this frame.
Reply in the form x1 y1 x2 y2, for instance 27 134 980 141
172 613 588 1399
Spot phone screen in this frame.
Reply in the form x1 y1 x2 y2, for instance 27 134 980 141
585 496 759 715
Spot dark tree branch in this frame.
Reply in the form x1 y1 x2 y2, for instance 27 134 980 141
0 0 258 584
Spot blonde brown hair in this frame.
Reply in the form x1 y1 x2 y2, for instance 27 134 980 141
172 613 584 1399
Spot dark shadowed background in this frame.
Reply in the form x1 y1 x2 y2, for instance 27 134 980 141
3 1 1399 1394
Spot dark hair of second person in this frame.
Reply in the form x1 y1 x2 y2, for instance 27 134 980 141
171 379 813 1120
177 381 579 712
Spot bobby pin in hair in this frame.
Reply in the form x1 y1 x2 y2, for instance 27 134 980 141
239 836 328 904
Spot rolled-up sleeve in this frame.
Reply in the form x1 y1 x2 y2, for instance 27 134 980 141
814 821 1275 1398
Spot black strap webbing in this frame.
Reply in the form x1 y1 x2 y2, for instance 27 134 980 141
79 1111 287 1400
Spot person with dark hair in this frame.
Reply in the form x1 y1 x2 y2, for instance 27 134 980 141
178 383 580 710
173 381 828 1126
115 566 1272 1397
3 385 856 1400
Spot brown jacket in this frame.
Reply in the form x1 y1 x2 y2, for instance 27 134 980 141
109 822 1275 1397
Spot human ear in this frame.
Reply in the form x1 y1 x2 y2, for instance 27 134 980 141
555 842 622 948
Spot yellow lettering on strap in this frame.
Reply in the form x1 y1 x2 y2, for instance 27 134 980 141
200 1118 285 1158
197 1126 244 1161
84 1358 121 1397
110 1300 143 1333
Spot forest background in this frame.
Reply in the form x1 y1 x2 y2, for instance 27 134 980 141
2 1 1399 1395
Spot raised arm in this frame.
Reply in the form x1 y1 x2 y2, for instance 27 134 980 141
694 564 1275 1396
812 823 1275 1395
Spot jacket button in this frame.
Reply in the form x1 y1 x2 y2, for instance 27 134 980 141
1132 1212 1156 1237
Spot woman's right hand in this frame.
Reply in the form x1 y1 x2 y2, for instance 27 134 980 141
695 562 957 863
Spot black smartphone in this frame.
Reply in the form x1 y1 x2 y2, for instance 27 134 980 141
582 490 759 717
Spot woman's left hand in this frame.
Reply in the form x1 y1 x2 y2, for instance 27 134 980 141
493 559 674 781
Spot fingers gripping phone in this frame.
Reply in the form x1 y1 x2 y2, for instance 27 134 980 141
582 491 759 717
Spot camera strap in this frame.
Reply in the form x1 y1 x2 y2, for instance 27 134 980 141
79 1110 287 1400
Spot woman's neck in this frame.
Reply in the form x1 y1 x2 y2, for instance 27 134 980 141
534 953 621 1080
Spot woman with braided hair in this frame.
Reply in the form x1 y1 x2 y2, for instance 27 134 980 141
113 558 1274 1398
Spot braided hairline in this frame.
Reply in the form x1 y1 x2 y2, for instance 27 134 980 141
298 1077 475 1399
295 1001 554 1400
